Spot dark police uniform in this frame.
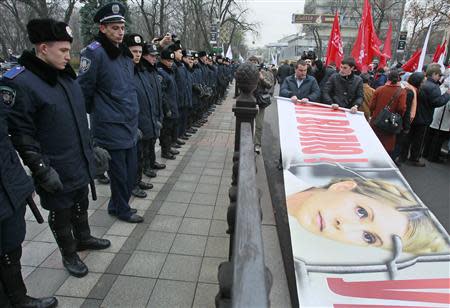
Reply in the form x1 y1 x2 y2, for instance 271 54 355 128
78 3 142 222
174 57 190 139
157 48 180 159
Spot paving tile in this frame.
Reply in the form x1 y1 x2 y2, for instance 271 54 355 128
205 236 229 258
40 249 89 270
81 299 102 307
102 276 156 307
213 205 227 220
137 230 176 253
105 253 131 275
157 169 174 177
25 268 69 298
178 173 200 182
199 175 221 185
157 201 188 216
205 161 224 169
159 254 202 282
55 296 85 307
165 191 193 203
88 210 116 228
170 234 207 256
94 185 111 197
150 175 170 184
209 219 229 237
21 241 58 266
182 167 204 175
190 193 217 206
202 168 223 177
143 190 159 200
199 257 226 284
56 273 101 298
215 195 229 207
25 221 48 241
89 196 109 210
90 226 108 238
186 161 206 168
101 235 127 253
178 217 211 236
192 283 219 308
130 198 155 211
195 183 219 194
148 215 182 233
147 279 196 308
218 185 229 196
106 220 137 236
87 273 117 300
83 252 116 273
185 204 214 219
172 181 198 192
121 251 166 278
33 226 55 242
21 265 35 279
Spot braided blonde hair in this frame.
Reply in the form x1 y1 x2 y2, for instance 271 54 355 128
326 178 449 254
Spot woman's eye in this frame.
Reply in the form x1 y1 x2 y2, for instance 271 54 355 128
363 231 376 244
356 206 368 218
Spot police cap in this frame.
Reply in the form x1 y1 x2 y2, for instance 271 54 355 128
144 43 159 56
27 19 73 44
124 33 143 47
94 2 126 24
215 54 223 60
160 46 175 60
198 51 207 58
173 42 182 51
182 50 194 57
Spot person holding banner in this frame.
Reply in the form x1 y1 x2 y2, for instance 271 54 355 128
279 59 321 104
285 171 448 254
369 70 407 155
322 57 363 114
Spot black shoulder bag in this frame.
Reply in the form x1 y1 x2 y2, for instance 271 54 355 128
373 87 403 134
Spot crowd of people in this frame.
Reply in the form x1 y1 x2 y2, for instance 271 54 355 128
277 51 450 167
0 2 237 307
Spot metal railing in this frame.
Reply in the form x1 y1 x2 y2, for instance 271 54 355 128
216 63 272 308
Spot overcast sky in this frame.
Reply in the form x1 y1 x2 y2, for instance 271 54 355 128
241 0 305 47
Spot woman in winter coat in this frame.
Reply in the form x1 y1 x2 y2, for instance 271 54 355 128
369 70 407 156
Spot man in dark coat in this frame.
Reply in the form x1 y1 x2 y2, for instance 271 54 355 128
0 96 57 306
404 63 450 166
2 18 111 278
78 2 143 223
322 57 363 113
280 59 321 103
124 33 154 199
157 46 180 159
141 43 166 176
277 60 291 85
173 42 190 143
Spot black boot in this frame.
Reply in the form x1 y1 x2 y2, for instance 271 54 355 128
152 162 166 169
169 149 180 155
131 186 147 198
0 247 58 308
161 152 176 160
49 209 88 278
71 202 111 252
143 169 157 178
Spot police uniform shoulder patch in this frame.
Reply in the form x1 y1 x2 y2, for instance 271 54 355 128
79 57 91 74
3 66 25 80
157 75 163 83
0 86 16 107
87 41 101 51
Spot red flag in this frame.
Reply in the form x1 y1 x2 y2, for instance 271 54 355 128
402 49 422 72
325 11 344 67
378 21 392 68
432 40 447 62
351 0 382 72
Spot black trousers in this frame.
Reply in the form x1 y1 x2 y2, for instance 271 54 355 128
400 124 428 161
136 140 144 185
423 127 449 161
142 138 156 171
160 118 175 153
0 205 26 255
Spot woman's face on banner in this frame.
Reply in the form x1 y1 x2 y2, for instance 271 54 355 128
291 181 409 250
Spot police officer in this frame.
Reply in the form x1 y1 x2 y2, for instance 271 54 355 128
157 46 180 160
172 42 188 146
1 18 112 279
182 50 196 135
124 33 155 199
0 96 57 307
78 2 143 223
141 43 166 176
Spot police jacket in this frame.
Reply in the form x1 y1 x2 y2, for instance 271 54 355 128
182 62 193 109
142 59 164 134
277 63 291 85
0 97 34 222
1 51 95 196
280 74 321 102
78 32 139 150
157 62 179 119
322 73 364 108
191 64 203 107
197 61 209 86
174 61 188 109
134 63 161 139
217 64 228 88
414 79 450 126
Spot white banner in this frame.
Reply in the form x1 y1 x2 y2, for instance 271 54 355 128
277 97 450 307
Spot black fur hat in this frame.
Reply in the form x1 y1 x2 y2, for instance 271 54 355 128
27 19 73 44
124 33 143 47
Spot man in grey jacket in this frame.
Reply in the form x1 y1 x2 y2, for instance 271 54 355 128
280 59 321 103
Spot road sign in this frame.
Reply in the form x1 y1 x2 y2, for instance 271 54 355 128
397 40 406 51
397 31 407 52
210 32 218 45
399 31 407 41
292 14 334 24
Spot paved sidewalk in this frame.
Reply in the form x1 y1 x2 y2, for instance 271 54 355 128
22 92 236 307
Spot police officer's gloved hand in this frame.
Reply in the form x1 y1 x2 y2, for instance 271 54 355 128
93 146 111 175
166 110 172 118
21 151 63 193
137 129 143 140
156 121 162 129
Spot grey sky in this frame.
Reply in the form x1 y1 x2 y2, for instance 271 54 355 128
241 0 305 47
